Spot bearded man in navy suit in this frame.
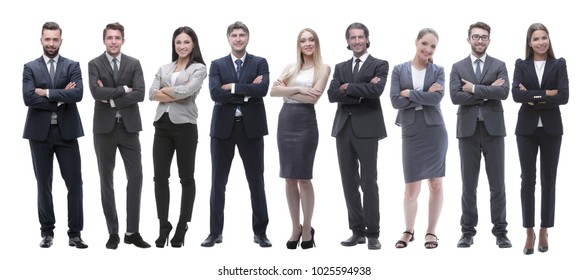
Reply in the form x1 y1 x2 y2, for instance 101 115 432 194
22 22 87 249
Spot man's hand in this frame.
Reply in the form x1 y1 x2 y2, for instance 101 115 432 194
65 82 76 90
461 79 474 93
491 78 505 87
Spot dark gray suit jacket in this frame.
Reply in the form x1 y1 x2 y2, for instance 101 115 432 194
449 55 509 138
390 61 445 127
88 52 145 134
328 54 388 139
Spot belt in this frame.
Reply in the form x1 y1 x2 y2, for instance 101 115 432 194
234 116 243 122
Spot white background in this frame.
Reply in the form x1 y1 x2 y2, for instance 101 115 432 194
2 0 584 279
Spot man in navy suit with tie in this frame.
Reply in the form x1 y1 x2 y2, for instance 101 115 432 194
449 21 511 249
201 21 271 248
22 22 87 249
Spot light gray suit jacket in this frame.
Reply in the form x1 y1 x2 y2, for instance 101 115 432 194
449 55 509 138
149 62 207 124
390 61 445 127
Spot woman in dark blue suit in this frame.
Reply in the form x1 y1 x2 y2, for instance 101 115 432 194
512 23 569 255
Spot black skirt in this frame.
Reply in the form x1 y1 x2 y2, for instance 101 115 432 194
277 103 318 179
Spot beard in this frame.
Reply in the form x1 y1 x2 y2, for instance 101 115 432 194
43 46 60 58
470 44 487 57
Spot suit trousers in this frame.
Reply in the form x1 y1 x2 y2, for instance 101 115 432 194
153 113 197 223
209 120 269 236
94 121 143 234
458 122 507 236
335 120 380 238
517 127 561 228
29 125 83 238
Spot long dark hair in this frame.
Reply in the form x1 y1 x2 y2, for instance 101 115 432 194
171 26 206 65
525 23 555 60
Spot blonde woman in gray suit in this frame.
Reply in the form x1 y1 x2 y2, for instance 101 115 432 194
390 28 447 249
149 26 207 248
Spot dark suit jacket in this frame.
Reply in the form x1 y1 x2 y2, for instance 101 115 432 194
209 53 269 139
390 61 445 127
449 55 509 138
22 56 84 141
327 54 388 139
512 58 569 136
88 52 145 134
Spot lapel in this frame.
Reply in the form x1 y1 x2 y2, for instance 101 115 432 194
541 58 556 88
37 57 54 88
523 59 541 89
423 62 434 89
465 56 478 83
99 53 116 83
224 54 239 81
402 61 414 89
357 55 373 82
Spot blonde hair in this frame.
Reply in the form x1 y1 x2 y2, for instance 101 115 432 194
283 28 324 86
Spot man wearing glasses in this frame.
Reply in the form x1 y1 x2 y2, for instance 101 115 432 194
449 21 512 249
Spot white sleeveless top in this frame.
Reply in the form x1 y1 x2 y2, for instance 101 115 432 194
284 68 314 104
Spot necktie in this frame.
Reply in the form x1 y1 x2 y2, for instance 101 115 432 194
49 59 55 83
113 58 119 79
474 59 483 121
475 58 482 82
353 58 361 80
235 59 242 79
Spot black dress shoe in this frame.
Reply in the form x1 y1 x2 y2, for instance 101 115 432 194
40 236 53 248
201 234 223 247
341 234 366 247
254 234 272 248
124 233 151 248
106 234 120 249
496 234 512 248
367 237 381 250
69 236 88 249
457 234 474 248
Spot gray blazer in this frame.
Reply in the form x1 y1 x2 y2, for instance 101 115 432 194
88 52 145 134
390 61 445 127
149 62 207 124
449 55 509 138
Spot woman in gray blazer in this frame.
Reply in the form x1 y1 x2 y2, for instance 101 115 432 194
149 26 207 248
390 28 447 249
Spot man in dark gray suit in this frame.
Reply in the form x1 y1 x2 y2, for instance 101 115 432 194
449 21 511 249
88 22 150 249
327 22 388 250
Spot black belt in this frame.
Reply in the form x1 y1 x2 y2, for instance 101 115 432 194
234 116 243 122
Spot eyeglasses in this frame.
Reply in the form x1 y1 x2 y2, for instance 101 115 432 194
470 34 489 41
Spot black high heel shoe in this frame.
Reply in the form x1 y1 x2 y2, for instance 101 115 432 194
170 223 188 248
300 227 315 249
155 221 173 248
523 231 536 255
286 225 302 249
538 228 549 253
